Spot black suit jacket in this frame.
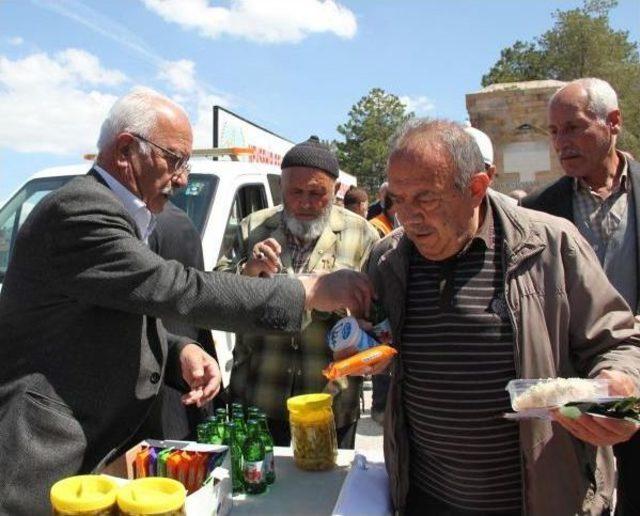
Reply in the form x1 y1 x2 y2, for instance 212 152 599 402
0 171 305 514
149 201 214 346
133 201 221 442
522 158 640 313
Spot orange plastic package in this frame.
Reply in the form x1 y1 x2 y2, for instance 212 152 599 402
322 345 397 380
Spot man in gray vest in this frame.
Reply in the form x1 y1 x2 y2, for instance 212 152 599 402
523 77 640 515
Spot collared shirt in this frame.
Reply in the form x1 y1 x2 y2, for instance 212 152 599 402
573 154 630 245
285 229 318 274
571 153 637 310
94 165 156 244
463 198 494 251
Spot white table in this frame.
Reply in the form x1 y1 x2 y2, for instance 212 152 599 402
232 447 355 515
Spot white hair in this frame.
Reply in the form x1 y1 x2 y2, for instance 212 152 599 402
96 86 181 154
552 78 619 120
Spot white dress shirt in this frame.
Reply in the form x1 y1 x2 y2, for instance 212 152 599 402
94 165 156 244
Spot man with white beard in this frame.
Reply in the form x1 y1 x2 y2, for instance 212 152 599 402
216 136 379 447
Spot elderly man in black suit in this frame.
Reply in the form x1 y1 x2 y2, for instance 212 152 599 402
0 87 373 515
523 77 640 515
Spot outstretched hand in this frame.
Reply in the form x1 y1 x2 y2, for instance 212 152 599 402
298 269 375 317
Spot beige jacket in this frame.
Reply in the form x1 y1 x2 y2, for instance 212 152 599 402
367 192 640 515
217 204 379 425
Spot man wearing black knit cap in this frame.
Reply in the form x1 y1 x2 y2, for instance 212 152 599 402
217 136 379 447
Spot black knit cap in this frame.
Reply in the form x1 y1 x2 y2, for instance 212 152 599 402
281 135 339 178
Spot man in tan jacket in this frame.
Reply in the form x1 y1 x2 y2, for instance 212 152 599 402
217 136 379 448
368 118 640 515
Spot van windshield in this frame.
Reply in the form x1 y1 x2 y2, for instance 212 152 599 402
170 174 218 235
0 176 74 281
0 173 218 282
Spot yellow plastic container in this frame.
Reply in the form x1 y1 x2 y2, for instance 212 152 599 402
50 475 118 515
287 393 338 471
116 477 186 516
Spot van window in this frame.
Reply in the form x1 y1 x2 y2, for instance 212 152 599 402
170 174 218 235
267 173 282 206
0 173 218 281
218 184 267 262
0 176 73 280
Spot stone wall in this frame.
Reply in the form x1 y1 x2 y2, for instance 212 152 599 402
466 80 565 195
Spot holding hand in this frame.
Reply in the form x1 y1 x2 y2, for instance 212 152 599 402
179 343 222 407
242 238 283 277
551 370 639 446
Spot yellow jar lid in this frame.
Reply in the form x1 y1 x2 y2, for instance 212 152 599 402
50 475 118 512
287 393 332 414
116 477 186 514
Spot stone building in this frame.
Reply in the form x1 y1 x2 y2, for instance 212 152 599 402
466 80 566 195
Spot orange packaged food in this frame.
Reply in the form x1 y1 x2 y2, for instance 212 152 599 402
166 450 183 481
322 345 397 380
134 447 151 479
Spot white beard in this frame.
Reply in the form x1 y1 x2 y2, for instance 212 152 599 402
282 203 332 242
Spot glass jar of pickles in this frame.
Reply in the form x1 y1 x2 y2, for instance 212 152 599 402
287 393 338 471
116 477 186 516
50 475 118 515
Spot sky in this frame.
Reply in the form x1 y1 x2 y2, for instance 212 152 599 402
0 0 638 202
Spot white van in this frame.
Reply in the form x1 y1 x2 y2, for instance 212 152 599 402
0 107 357 385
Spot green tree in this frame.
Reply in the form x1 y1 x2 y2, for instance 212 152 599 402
335 88 413 194
482 0 640 156
480 41 548 85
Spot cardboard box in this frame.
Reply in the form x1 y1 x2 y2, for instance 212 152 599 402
101 439 232 516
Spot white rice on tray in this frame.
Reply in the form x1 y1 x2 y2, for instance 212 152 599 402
513 378 603 411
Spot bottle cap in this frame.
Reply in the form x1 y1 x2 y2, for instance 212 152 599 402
50 475 118 512
116 477 186 514
287 393 332 414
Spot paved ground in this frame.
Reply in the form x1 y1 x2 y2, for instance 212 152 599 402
354 381 384 460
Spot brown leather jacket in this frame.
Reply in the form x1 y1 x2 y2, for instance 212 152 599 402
367 192 640 515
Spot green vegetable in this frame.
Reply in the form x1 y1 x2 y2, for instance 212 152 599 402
564 397 640 424
559 406 582 419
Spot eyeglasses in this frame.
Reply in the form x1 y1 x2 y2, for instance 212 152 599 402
131 133 191 178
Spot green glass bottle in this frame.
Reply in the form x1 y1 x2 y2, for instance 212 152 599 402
196 422 209 444
231 402 244 420
242 420 266 494
215 411 227 441
204 415 221 444
208 428 223 445
232 409 248 446
223 421 245 495
258 413 276 484
247 406 260 421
